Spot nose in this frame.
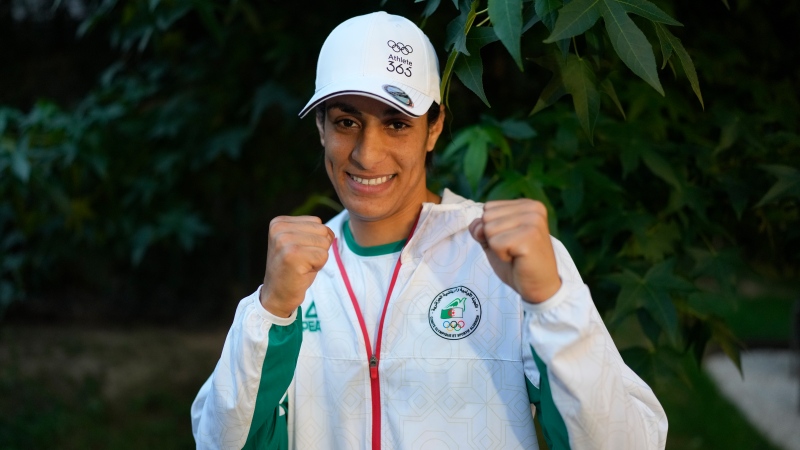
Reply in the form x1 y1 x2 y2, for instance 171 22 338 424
350 124 387 170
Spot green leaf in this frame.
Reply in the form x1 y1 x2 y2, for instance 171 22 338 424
522 2 542 33
561 54 600 142
466 26 501 49
599 78 626 119
421 0 442 18
709 317 743 376
543 0 601 43
654 24 703 108
617 0 682 26
641 285 679 347
10 139 31 183
445 1 477 55
607 260 691 347
442 126 474 161
440 49 460 106
530 75 567 115
535 0 562 25
637 309 661 347
686 291 736 319
464 137 489 190
561 169 584 215
756 164 800 206
653 22 673 69
499 118 537 139
601 0 664 95
454 50 490 107
619 144 639 177
290 193 343 216
641 148 681 190
489 0 524 70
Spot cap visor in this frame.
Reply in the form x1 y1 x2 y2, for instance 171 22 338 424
298 77 435 118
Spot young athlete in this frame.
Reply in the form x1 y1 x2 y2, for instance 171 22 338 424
191 11 668 450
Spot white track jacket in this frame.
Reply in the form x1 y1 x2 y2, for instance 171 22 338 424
192 190 668 449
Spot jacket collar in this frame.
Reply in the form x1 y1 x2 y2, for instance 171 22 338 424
325 189 483 266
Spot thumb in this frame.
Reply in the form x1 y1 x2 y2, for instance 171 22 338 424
468 217 488 249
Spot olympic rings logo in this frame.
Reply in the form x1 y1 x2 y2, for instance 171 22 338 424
387 40 413 55
443 320 466 332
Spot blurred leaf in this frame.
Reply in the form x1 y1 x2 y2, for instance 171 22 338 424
654 24 704 108
11 139 31 183
709 317 743 376
543 0 601 43
607 260 691 347
489 0 524 69
641 148 681 190
204 128 251 162
499 118 537 139
601 0 664 95
617 0 682 26
421 0 442 18
637 308 661 347
290 194 344 216
530 75 568 115
464 136 489 190
561 54 600 142
561 169 584 215
686 291 736 318
756 164 800 206
599 78 626 119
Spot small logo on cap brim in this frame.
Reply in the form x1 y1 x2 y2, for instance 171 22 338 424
383 85 413 107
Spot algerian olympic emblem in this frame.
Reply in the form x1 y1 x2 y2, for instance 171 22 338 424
428 286 481 340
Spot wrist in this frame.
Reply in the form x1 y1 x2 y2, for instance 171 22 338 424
520 278 562 304
259 287 297 318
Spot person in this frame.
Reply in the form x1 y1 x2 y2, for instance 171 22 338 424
191 11 668 450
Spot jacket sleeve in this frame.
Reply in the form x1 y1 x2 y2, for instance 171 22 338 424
522 238 668 450
191 287 303 450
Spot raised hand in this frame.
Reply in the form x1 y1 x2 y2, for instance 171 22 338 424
259 216 335 317
468 199 562 304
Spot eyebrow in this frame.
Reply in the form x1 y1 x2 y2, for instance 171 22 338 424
326 101 404 118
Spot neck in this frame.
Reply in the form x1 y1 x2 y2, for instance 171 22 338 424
348 189 441 247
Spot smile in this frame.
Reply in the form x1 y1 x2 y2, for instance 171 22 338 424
348 173 396 186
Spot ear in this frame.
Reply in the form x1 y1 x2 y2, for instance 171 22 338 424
425 104 446 152
315 111 326 147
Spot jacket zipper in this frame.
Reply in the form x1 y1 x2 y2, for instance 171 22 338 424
332 213 421 450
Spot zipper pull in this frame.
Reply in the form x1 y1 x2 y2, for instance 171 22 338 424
369 355 378 379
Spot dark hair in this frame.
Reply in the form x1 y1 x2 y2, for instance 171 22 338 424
314 101 441 169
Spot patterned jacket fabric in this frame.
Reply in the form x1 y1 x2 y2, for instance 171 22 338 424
191 190 668 449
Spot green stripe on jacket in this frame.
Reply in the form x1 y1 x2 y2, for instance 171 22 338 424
242 307 303 449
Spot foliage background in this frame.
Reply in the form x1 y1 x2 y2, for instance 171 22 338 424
0 0 798 448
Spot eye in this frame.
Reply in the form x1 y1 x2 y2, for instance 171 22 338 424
334 117 360 130
388 121 410 131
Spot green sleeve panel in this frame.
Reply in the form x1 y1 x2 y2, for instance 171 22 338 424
242 307 303 450
527 344 572 450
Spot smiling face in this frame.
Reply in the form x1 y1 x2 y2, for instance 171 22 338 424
316 95 445 231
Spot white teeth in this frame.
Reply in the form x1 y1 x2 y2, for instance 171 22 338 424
351 174 393 186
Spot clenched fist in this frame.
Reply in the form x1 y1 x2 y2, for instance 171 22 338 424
468 199 562 304
260 216 335 318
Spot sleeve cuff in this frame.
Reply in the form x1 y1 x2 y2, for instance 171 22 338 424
520 280 581 314
251 285 298 326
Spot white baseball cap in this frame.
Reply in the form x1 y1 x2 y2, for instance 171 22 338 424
298 12 441 118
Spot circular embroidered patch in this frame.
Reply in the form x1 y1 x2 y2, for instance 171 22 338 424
428 286 481 340
382 84 413 107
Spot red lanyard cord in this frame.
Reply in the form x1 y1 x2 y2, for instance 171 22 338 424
331 212 421 450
